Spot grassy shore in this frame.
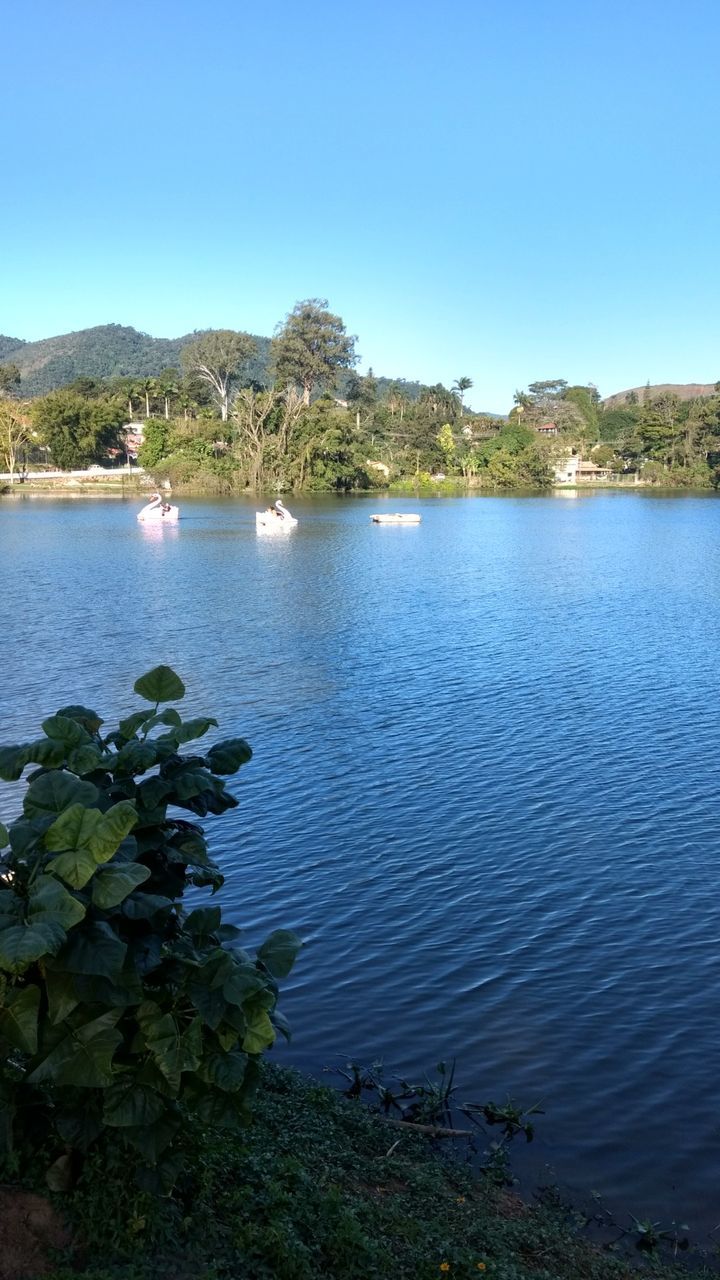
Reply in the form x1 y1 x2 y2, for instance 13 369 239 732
26 1065 714 1280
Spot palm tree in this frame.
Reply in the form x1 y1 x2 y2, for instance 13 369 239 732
453 377 473 417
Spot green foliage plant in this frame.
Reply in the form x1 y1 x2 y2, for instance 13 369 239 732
0 665 301 1190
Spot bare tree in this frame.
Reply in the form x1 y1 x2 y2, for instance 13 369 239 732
182 331 257 422
0 401 34 482
231 386 304 490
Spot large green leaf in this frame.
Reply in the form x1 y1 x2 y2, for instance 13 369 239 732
122 893 174 922
118 709 154 740
136 776 172 810
140 1008 203 1093
242 1008 275 1055
24 772 99 819
28 876 86 929
0 744 30 782
170 717 218 746
92 863 150 909
222 964 267 1008
134 666 186 704
0 985 41 1052
59 921 127 978
46 848 99 889
45 804 103 853
169 768 215 803
9 816 52 858
103 1080 167 1128
25 738 68 768
199 1048 248 1092
28 1010 122 1087
90 802 138 860
123 1111 181 1162
114 741 158 774
185 906 221 939
66 744 105 776
0 922 66 973
55 704 103 734
206 738 253 775
45 800 137 867
45 968 80 1025
41 715 91 748
257 929 303 979
0 892 23 930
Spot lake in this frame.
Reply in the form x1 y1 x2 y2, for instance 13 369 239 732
1 489 719 1234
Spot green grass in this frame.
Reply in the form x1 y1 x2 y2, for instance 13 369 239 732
42 1065 719 1280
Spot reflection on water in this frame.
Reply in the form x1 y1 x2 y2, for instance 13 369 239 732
1 490 720 1232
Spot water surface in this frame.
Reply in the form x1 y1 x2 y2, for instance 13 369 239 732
1 490 719 1232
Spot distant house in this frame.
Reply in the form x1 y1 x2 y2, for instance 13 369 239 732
366 460 390 478
575 459 611 481
536 422 558 436
121 423 145 460
553 453 611 484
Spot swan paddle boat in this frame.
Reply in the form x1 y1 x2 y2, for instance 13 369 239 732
371 513 421 524
137 494 180 523
255 499 298 532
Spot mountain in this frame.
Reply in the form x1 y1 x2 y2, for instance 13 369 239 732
0 324 431 402
603 382 718 408
0 335 27 361
0 324 272 397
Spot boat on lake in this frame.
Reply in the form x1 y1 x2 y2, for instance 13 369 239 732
137 494 179 522
256 499 298 532
370 513 421 524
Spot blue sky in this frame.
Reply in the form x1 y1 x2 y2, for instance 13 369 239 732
2 0 719 411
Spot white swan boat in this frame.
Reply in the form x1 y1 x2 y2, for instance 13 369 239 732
371 513 421 524
137 494 180 523
255 499 298 532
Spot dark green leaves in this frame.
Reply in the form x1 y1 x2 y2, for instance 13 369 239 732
28 876 86 930
45 801 137 887
59 922 127 979
28 1011 123 1087
0 985 41 1052
24 772 99 819
92 863 150 909
134 666 186 704
0 666 296 1193
206 738 253 774
41 715 92 748
257 929 303 979
0 922 66 974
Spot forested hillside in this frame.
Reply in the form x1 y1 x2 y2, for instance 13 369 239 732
0 323 427 402
0 335 26 361
603 382 719 407
1 325 270 397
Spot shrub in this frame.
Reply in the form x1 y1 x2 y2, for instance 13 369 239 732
0 665 301 1191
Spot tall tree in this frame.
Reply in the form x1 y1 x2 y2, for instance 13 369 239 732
158 367 181 420
271 299 357 406
0 363 21 396
452 376 473 416
31 390 126 470
0 400 33 481
181 330 257 422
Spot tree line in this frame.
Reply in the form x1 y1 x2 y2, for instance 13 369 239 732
2 306 720 491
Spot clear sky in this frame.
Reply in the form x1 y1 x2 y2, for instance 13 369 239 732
2 0 719 411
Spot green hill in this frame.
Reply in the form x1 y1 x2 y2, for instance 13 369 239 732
0 324 271 397
0 323 431 403
603 381 718 407
0 335 27 361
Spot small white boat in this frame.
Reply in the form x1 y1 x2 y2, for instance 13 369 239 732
137 494 180 522
370 513 421 524
255 498 298 532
